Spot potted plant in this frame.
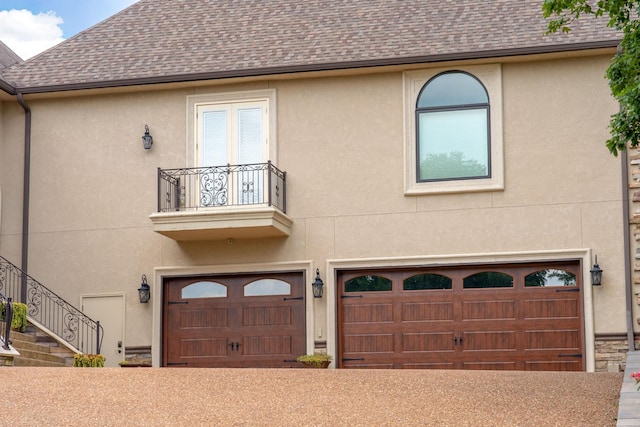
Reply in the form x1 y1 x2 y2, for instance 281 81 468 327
0 301 28 332
119 359 152 368
73 353 105 367
296 353 332 368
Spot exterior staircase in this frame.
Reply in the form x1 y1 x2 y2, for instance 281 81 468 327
10 324 75 367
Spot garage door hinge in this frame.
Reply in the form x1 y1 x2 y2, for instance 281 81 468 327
283 297 304 300
341 295 363 299
342 357 365 362
168 301 189 305
555 288 580 292
167 362 188 366
558 353 582 358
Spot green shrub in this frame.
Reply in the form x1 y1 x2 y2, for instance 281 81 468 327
73 353 105 367
0 301 28 331
296 353 332 367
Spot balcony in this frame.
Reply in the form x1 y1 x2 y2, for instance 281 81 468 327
149 162 292 241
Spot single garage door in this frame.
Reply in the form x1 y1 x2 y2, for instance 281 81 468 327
163 272 305 367
338 261 583 371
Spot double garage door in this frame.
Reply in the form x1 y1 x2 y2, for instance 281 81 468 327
338 261 584 371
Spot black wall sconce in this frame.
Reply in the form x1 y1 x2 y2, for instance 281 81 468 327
312 268 324 298
138 274 151 303
142 125 153 149
590 255 603 286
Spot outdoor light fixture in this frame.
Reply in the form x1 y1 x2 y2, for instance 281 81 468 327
312 268 324 298
590 255 603 286
138 274 151 303
142 125 153 149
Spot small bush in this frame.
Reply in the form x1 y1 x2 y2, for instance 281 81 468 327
0 301 28 331
73 353 105 367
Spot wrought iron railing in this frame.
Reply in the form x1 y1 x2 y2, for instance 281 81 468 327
157 161 286 213
0 256 102 354
0 291 12 350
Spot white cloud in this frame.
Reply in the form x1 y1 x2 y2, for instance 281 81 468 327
0 9 64 60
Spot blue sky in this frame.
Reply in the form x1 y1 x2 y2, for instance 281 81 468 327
0 0 139 59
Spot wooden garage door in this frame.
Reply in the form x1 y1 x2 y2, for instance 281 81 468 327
338 262 583 371
163 272 305 367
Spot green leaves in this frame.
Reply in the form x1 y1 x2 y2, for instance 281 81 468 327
543 0 640 155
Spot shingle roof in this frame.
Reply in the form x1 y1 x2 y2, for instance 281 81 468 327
0 40 22 70
0 0 620 93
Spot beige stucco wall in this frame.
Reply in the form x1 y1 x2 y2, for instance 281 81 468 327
0 102 25 260
0 52 625 362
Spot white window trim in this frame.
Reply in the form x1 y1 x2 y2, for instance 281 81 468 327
404 64 504 195
186 89 277 167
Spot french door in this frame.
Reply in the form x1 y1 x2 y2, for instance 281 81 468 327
196 101 268 207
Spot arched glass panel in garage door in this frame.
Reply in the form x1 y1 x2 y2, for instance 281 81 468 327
244 279 291 296
182 281 227 299
345 275 392 292
403 273 452 290
524 269 577 287
463 272 513 288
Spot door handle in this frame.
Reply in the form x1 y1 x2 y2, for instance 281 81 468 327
117 340 122 354
228 342 241 351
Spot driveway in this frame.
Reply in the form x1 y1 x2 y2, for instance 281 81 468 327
6 368 621 426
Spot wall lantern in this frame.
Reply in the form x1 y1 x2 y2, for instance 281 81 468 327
312 268 324 298
590 255 603 286
142 125 153 149
138 274 151 303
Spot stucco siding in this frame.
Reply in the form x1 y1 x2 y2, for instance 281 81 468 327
0 52 625 355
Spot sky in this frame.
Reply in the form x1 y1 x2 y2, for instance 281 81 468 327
0 0 139 60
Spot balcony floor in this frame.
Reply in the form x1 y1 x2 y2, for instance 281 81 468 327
149 205 292 241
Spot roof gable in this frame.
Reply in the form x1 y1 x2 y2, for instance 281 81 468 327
0 40 22 70
0 0 619 93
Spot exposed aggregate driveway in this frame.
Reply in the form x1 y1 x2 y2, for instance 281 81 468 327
6 368 622 426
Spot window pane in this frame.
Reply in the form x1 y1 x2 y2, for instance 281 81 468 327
237 107 263 164
417 72 488 108
463 272 513 289
202 110 227 165
525 269 577 287
244 279 291 296
345 275 392 292
182 281 227 299
403 274 452 290
418 108 488 180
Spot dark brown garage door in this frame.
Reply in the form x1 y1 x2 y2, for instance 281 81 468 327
163 272 305 367
338 262 583 371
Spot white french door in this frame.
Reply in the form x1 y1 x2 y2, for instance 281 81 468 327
196 101 268 207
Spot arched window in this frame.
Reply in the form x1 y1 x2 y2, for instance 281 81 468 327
181 281 227 299
416 71 490 181
403 273 452 290
345 275 392 292
463 272 513 289
244 279 291 296
525 269 577 287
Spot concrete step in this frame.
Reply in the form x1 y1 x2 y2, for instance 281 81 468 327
13 357 67 367
10 327 76 367
12 347 69 364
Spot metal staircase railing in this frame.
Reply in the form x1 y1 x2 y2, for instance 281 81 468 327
0 291 12 350
0 255 102 355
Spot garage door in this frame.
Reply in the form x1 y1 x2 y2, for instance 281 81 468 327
338 262 583 371
163 272 305 367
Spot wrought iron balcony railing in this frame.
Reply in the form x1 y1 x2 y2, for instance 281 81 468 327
0 291 12 350
0 256 102 355
157 162 286 213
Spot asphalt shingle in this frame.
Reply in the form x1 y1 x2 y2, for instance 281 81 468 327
0 0 620 92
